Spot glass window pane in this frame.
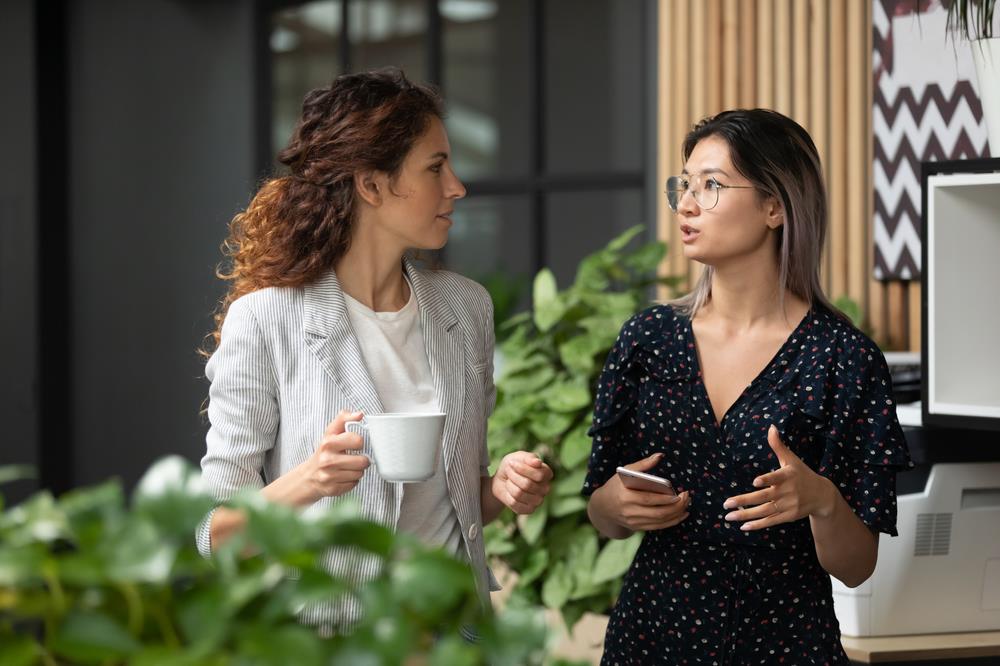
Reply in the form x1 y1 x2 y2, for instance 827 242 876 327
442 0 532 179
444 195 534 318
271 1 343 160
350 0 428 83
545 188 644 287
545 0 643 175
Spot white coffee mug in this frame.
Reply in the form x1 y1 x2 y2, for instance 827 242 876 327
345 413 446 483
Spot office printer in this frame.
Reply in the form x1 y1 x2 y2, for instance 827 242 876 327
832 403 1000 635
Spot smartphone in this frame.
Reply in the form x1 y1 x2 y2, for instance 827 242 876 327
616 466 678 497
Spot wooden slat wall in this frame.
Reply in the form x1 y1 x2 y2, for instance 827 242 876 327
657 0 919 351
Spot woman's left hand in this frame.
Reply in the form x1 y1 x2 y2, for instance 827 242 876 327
722 424 837 531
491 451 553 514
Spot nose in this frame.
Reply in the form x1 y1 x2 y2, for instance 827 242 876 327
445 166 466 200
677 187 699 216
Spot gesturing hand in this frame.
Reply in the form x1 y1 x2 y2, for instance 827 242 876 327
302 409 371 502
491 451 553 514
600 453 690 532
723 424 837 531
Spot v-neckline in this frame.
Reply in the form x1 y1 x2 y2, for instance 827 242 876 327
686 306 813 428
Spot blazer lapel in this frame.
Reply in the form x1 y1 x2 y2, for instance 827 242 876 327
404 257 466 474
303 270 385 426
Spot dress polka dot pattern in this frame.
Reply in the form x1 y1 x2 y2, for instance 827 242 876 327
582 304 913 665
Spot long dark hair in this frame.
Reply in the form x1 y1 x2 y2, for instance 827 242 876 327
672 108 835 318
205 67 443 354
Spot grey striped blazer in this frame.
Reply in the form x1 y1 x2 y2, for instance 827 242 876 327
197 256 498 626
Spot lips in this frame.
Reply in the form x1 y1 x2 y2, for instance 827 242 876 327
437 210 454 221
680 223 700 243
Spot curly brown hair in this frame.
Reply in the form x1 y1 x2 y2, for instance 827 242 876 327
204 68 444 356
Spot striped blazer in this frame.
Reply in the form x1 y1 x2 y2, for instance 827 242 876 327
197 256 498 626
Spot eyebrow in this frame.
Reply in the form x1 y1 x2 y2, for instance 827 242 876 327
427 151 449 162
680 167 731 177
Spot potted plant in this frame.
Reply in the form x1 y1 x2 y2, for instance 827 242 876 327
484 226 678 639
946 0 1000 151
0 457 579 666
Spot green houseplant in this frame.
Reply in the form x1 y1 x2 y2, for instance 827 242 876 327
484 226 678 631
0 458 574 666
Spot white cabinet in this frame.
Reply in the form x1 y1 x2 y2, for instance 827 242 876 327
922 165 1000 430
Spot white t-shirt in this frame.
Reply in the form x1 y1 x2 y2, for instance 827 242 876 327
343 280 463 556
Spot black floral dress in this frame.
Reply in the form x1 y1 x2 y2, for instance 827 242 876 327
582 303 912 666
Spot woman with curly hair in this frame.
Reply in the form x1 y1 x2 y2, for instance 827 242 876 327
197 68 552 628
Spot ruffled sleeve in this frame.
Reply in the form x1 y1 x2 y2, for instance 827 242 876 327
818 337 913 536
582 312 647 496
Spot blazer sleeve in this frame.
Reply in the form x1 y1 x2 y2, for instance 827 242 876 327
196 296 281 556
481 291 496 477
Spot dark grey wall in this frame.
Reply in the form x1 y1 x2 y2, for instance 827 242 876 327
68 0 257 488
0 0 40 502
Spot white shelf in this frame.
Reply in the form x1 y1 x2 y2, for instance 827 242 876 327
925 171 1000 423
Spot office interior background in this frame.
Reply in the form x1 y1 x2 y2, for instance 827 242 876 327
0 0 993 507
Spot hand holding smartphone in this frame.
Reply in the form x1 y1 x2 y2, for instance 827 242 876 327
616 466 680 501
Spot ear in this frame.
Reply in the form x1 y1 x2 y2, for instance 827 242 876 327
354 170 383 207
764 196 784 230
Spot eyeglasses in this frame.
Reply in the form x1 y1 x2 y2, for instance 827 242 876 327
665 173 756 212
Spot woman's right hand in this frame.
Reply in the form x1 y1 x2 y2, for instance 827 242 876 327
588 453 691 537
298 409 370 503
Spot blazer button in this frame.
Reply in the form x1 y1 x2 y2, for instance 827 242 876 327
468 523 479 541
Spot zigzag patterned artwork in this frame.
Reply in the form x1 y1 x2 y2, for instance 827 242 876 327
873 0 990 279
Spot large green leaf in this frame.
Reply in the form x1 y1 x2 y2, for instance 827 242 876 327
527 411 575 441
542 379 591 413
50 611 143 663
516 549 549 587
532 269 566 333
540 561 572 609
557 334 602 375
624 241 667 273
558 424 593 470
591 532 643 585
549 496 586 518
0 634 40 666
605 225 645 252
516 500 548 546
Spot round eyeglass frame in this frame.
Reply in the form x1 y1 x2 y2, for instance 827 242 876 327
664 174 757 212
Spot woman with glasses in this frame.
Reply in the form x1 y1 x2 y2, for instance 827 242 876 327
583 109 911 664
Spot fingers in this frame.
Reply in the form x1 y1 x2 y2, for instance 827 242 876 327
623 452 665 472
723 487 772 510
324 410 364 436
724 499 778 523
619 491 690 530
625 488 684 507
318 430 365 455
739 510 791 531
767 424 796 466
509 459 552 484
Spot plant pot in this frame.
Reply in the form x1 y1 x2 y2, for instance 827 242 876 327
971 37 1000 155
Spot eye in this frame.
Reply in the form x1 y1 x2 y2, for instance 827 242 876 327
429 163 443 174
676 178 690 191
704 177 722 191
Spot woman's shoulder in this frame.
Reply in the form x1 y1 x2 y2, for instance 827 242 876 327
619 303 685 341
414 267 492 314
809 302 885 362
226 284 305 330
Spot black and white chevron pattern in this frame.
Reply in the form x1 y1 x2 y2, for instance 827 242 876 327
873 0 991 279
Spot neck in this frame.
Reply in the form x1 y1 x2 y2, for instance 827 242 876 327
335 227 409 312
699 242 804 330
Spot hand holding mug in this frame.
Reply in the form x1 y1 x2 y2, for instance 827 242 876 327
301 409 369 502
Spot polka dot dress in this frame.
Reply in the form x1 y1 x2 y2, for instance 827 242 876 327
582 304 913 665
